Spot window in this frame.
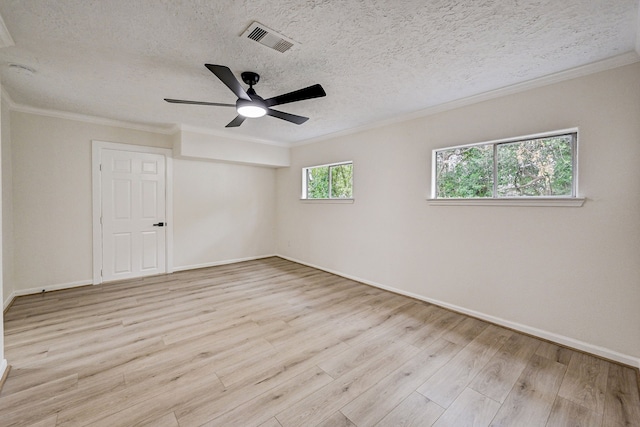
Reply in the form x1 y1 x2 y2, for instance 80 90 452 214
302 161 353 200
432 130 578 201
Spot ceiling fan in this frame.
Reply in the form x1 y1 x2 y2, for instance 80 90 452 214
165 64 326 128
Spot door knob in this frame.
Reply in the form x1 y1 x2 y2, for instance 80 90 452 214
153 222 165 227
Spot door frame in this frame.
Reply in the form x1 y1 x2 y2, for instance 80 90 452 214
92 140 174 284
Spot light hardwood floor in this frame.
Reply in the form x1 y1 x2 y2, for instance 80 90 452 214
1 257 639 427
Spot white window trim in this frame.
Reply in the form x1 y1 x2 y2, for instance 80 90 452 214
430 128 582 205
301 160 354 201
300 198 355 204
427 197 585 207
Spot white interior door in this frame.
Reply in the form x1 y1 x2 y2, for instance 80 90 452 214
100 149 166 281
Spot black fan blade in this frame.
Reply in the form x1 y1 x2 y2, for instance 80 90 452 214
226 115 246 128
266 109 309 125
164 98 235 107
264 84 326 107
205 64 251 101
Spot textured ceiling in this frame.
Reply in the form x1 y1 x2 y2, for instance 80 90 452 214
0 0 637 144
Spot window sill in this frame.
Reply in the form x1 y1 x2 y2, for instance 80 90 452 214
427 197 585 207
300 198 355 204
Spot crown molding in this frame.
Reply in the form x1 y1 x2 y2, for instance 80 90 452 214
1 89 176 135
297 51 640 147
0 12 14 48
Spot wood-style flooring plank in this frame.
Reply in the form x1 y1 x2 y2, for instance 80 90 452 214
275 341 420 426
1 373 124 427
417 324 512 408
123 334 275 386
557 351 609 414
341 338 462 426
174 339 350 426
404 308 465 349
215 332 345 388
432 387 501 427
441 316 489 346
139 411 180 427
315 411 356 427
316 335 398 378
546 396 603 427
21 414 58 427
325 300 420 347
85 371 224 427
55 364 218 426
258 418 283 427
490 354 567 426
469 332 540 403
376 392 445 427
200 367 333 427
603 363 640 427
0 375 79 426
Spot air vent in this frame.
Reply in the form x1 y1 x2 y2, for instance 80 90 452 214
241 22 298 53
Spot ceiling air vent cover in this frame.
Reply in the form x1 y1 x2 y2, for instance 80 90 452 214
241 21 298 53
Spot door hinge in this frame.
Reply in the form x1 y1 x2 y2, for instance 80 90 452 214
100 216 103 225
99 163 102 171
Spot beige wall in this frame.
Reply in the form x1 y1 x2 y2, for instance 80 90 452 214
2 97 12 308
7 112 276 292
276 62 640 362
176 129 290 167
173 158 276 269
0 83 6 373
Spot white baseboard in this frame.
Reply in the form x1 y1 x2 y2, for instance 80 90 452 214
277 255 640 369
3 290 16 311
173 254 277 272
0 359 7 382
3 255 278 307
4 280 93 310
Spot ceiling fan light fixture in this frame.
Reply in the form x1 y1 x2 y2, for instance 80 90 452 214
236 99 267 118
237 104 266 118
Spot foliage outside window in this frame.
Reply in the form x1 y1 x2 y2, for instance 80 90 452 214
434 131 577 199
302 162 353 199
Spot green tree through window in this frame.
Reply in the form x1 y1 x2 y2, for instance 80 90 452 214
330 163 353 198
497 136 573 196
304 162 353 199
436 146 493 198
435 132 575 198
307 166 329 198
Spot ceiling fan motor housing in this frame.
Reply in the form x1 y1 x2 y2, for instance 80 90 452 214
241 71 260 86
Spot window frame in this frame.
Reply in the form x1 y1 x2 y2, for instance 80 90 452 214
429 128 584 207
301 161 354 202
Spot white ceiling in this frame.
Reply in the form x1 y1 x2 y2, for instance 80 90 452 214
0 0 637 145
